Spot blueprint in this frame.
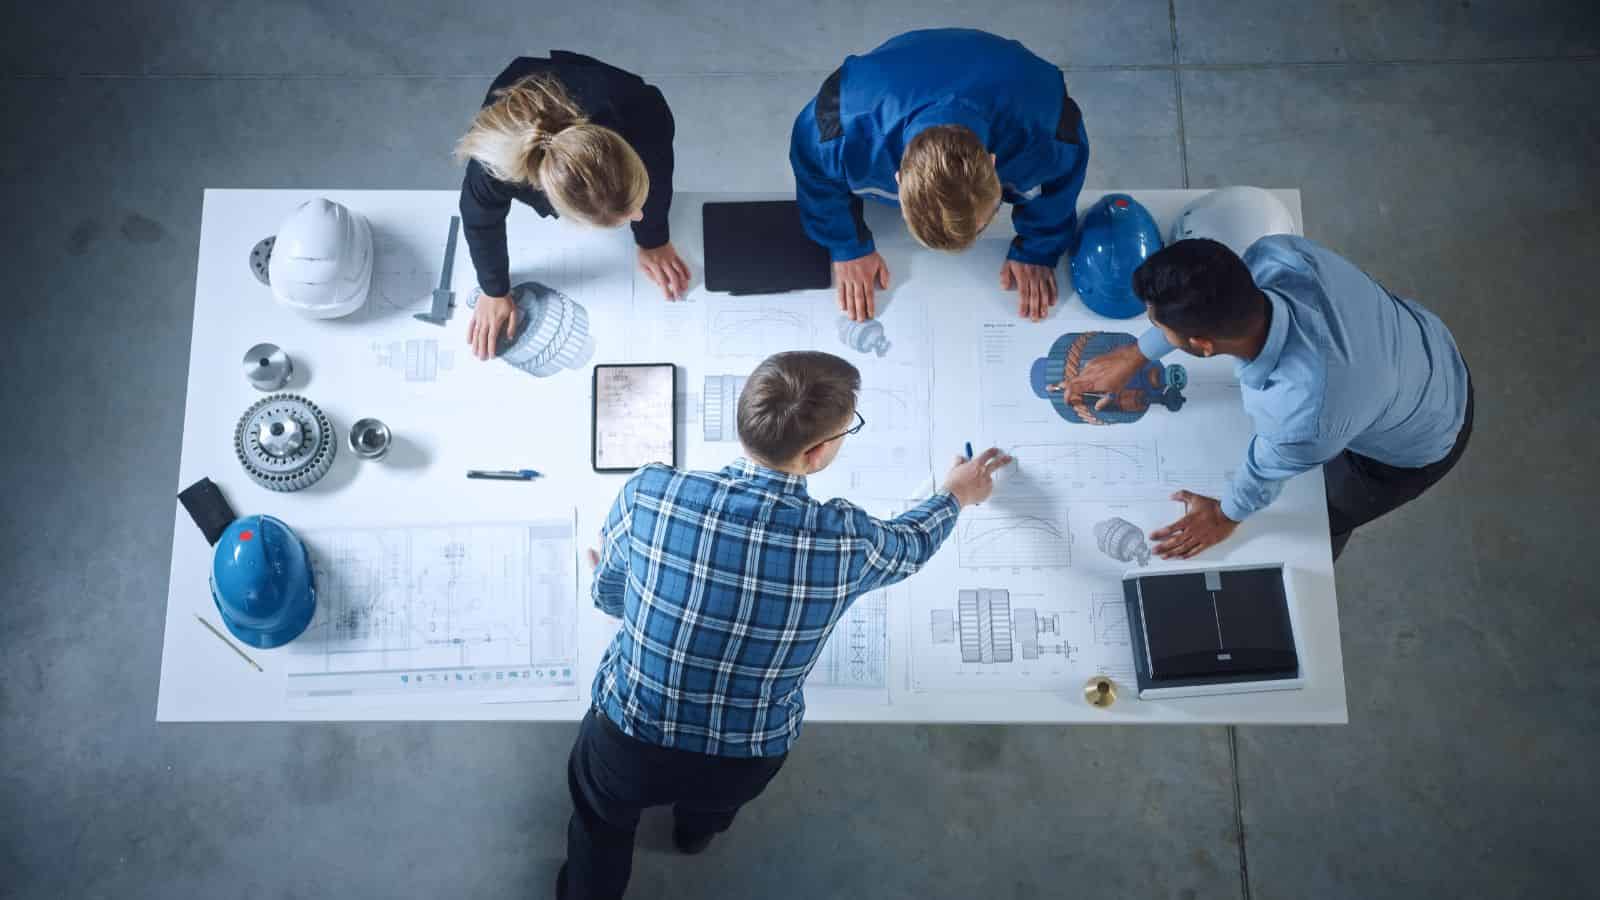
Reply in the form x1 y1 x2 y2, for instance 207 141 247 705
806 587 890 694
610 231 1298 701
284 517 579 708
626 276 935 504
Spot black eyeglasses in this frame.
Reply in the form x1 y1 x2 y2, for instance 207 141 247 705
809 410 867 451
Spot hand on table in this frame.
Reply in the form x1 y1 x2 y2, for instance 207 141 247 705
1048 343 1147 409
834 251 891 322
1000 260 1057 322
638 242 692 300
467 293 518 361
941 447 1015 508
1150 491 1238 559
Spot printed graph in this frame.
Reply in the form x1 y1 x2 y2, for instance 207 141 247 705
1091 592 1130 646
708 304 811 357
1006 440 1155 487
958 504 1072 569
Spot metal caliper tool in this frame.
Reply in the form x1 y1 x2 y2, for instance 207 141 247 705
414 215 460 325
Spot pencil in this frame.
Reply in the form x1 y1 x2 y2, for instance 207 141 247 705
195 614 264 672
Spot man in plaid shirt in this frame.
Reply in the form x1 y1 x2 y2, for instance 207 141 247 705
559 351 1010 900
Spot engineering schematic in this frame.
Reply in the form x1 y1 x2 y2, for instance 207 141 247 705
929 589 1077 663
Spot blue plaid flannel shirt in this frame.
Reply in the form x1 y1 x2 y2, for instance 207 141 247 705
590 458 961 757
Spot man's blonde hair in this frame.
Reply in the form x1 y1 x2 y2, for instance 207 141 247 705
898 125 1002 251
454 74 648 227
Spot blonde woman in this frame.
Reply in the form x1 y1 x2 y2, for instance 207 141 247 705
457 52 690 360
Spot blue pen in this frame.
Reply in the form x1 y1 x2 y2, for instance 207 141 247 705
467 469 543 481
965 442 974 460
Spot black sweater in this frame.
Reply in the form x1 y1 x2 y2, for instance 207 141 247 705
459 52 675 297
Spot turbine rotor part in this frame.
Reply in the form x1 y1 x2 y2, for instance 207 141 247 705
234 394 337 492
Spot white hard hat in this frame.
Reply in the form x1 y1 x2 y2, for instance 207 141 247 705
1169 186 1299 257
267 198 373 318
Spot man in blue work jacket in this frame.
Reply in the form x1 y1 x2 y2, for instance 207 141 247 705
790 29 1090 323
1061 236 1473 562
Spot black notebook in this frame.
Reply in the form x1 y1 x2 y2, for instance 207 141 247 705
1123 564 1302 699
703 201 831 295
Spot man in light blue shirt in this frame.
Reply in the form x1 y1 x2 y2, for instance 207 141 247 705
1062 235 1472 561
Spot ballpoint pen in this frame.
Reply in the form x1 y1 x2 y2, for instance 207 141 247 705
466 469 544 481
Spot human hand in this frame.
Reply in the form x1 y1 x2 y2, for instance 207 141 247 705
638 242 692 300
1047 343 1147 409
1150 491 1238 559
999 260 1058 322
834 252 891 322
586 549 600 569
941 447 1015 508
467 293 518 361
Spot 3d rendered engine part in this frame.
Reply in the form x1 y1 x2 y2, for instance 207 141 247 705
234 394 337 492
347 418 391 460
838 316 891 357
469 281 592 377
1029 330 1187 425
242 343 293 391
1094 516 1151 567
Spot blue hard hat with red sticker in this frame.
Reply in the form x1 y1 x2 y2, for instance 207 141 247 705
1068 194 1165 319
209 514 316 649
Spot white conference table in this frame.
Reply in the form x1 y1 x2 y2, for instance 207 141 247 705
157 188 1346 725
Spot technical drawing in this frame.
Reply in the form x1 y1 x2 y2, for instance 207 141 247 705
1091 592 1131 646
837 316 891 357
855 384 924 433
1094 517 1151 567
372 339 455 382
702 374 747 442
286 519 579 705
1003 441 1155 487
1029 331 1187 424
368 232 434 314
708 304 811 357
928 592 1078 666
468 281 593 377
958 588 1013 662
1014 607 1058 660
809 589 888 690
958 506 1072 569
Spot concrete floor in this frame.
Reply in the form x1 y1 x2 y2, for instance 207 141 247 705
2 2 1598 898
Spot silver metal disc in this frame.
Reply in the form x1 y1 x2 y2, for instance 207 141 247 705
242 343 293 391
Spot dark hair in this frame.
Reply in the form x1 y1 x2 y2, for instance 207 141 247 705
1132 238 1266 339
737 351 861 464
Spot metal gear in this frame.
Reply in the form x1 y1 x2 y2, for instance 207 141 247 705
234 393 337 491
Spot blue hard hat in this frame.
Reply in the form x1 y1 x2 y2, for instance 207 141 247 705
209 515 316 649
1069 194 1164 318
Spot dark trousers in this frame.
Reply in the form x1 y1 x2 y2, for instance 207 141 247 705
560 707 787 900
1324 376 1474 561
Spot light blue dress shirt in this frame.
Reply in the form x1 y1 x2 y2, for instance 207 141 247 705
1137 235 1469 522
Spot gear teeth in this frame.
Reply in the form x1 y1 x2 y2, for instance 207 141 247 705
233 393 336 492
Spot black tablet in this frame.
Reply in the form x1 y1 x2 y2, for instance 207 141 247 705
592 364 677 473
703 201 832 294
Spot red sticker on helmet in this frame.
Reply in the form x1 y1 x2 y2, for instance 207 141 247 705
1115 198 1129 207
239 529 254 542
